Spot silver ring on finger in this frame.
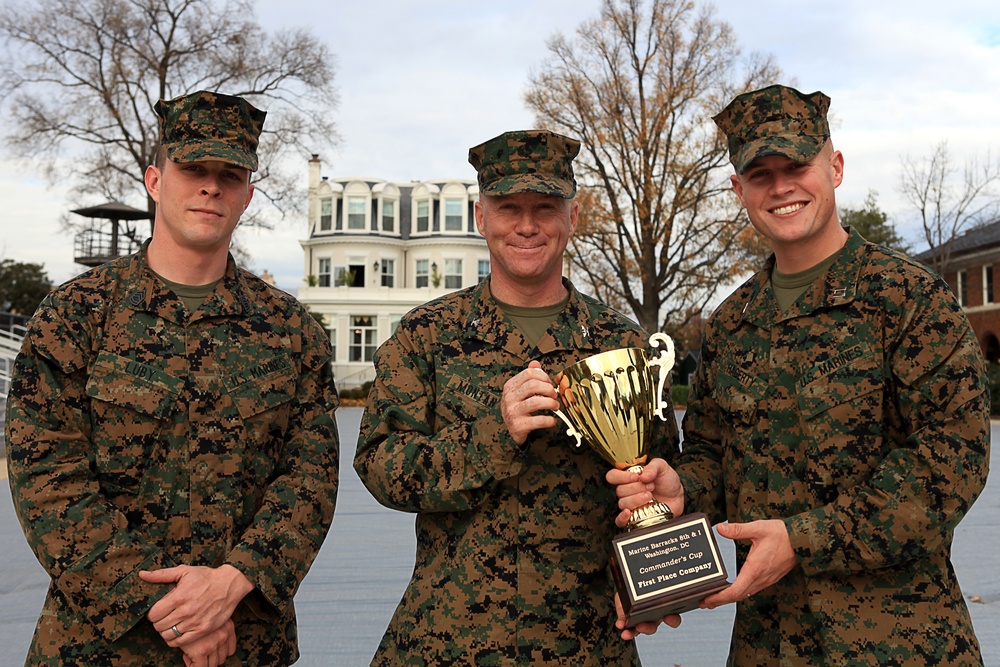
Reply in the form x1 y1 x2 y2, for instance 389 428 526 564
171 624 184 638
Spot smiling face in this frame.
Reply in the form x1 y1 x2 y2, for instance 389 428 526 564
731 141 847 272
145 157 254 257
475 191 578 305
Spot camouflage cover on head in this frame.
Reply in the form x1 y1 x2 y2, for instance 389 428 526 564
155 90 266 172
468 129 581 198
713 84 830 173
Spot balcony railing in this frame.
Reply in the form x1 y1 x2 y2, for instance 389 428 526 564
74 227 143 267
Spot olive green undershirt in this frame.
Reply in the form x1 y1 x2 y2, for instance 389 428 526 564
154 272 221 312
771 249 842 312
495 294 570 348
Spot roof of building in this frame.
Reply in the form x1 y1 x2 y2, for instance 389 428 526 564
912 218 1000 262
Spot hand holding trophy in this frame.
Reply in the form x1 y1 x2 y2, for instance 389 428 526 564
553 333 729 626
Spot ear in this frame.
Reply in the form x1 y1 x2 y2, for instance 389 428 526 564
567 200 579 237
144 165 162 204
730 174 746 208
242 183 255 213
474 200 486 236
829 150 845 189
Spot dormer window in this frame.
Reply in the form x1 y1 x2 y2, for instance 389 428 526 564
444 199 464 232
416 200 430 233
320 198 333 231
382 199 395 233
347 197 367 230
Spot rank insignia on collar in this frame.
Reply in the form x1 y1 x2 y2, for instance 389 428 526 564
831 287 847 298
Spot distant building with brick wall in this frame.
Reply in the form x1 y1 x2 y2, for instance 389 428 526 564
914 220 1000 363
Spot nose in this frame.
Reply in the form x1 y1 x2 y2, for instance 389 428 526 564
200 175 223 197
514 211 539 235
769 171 795 195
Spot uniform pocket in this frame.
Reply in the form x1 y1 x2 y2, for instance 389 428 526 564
796 347 886 488
85 351 183 491
222 354 296 445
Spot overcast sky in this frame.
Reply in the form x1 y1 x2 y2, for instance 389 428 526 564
2 0 999 292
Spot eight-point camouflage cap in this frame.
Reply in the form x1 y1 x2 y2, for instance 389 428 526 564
468 130 581 198
713 84 830 173
155 90 266 172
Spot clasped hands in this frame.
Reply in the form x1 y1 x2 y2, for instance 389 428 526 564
606 459 798 639
140 563 254 667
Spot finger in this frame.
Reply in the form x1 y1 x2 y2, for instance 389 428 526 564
605 468 639 486
614 507 633 530
615 482 654 505
701 583 748 609
632 620 662 635
140 567 184 583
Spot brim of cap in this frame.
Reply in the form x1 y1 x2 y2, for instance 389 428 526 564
165 141 259 172
480 174 575 198
733 135 825 173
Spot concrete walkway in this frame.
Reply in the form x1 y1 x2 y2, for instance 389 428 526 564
1 407 997 666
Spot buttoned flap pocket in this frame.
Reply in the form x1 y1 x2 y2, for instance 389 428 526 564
713 366 763 424
86 351 183 419
797 347 883 421
438 374 499 422
223 354 296 420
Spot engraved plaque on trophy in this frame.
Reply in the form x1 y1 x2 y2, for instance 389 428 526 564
553 333 729 626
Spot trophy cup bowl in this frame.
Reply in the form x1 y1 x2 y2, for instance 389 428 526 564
553 333 729 625
552 333 675 530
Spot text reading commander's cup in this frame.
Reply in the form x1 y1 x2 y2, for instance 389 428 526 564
554 333 728 626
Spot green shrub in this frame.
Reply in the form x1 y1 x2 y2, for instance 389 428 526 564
338 380 373 401
671 384 690 407
986 363 1000 416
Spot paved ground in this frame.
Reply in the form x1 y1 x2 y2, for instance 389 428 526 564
1 407 997 666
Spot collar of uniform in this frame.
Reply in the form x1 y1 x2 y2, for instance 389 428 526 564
463 278 597 354
123 241 253 319
196 257 254 319
778 227 861 320
737 264 772 328
740 227 862 325
538 279 600 354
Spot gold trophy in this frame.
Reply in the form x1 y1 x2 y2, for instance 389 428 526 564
553 333 728 626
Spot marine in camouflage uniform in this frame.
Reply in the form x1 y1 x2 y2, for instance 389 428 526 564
4 91 339 666
614 85 990 665
354 130 679 665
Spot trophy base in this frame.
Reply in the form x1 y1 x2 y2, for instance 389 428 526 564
611 512 729 627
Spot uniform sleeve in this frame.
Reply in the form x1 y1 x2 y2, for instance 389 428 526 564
785 289 990 576
5 302 176 643
353 322 523 514
225 315 339 614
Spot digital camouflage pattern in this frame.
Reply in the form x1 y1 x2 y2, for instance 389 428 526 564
677 228 989 666
354 278 679 666
713 84 831 174
5 244 340 666
468 129 581 198
155 90 266 172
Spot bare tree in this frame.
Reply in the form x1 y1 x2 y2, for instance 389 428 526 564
525 0 780 334
0 0 338 236
900 141 1000 275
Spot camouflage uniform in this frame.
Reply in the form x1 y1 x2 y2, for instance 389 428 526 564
677 228 990 666
5 242 339 665
354 278 679 666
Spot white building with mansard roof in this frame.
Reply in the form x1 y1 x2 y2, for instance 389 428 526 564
298 155 489 389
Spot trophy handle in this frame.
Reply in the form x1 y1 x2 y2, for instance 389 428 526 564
553 408 585 449
648 333 675 422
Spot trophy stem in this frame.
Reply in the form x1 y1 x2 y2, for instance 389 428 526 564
625 464 674 531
